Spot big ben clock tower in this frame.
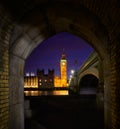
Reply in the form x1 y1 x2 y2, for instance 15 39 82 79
60 51 67 87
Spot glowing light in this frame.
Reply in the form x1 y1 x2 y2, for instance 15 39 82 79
62 62 65 65
31 72 35 76
26 73 30 76
53 90 68 95
71 70 75 74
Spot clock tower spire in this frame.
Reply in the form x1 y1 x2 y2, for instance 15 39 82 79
60 50 67 87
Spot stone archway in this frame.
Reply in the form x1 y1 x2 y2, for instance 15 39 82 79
9 5 111 129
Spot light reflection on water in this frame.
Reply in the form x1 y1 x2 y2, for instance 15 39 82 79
24 90 68 96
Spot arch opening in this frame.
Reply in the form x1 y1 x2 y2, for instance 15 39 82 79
9 5 111 129
24 32 94 96
79 74 99 95
23 32 104 129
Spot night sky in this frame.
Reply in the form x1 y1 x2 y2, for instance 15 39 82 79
24 32 93 78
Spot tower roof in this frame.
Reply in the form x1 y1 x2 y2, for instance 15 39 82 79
61 51 66 60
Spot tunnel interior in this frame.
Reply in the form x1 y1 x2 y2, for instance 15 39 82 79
1 1 119 129
79 74 99 95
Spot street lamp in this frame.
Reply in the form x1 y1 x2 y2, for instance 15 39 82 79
71 70 75 74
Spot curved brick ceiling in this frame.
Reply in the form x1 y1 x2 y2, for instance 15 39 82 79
2 0 119 28
1 0 119 60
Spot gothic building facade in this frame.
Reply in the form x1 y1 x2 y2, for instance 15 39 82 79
37 69 54 88
24 75 38 88
24 51 68 88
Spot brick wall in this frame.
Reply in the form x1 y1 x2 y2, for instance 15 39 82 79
109 23 120 129
0 6 13 129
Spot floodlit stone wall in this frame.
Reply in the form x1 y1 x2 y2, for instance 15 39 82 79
0 5 13 129
110 24 120 129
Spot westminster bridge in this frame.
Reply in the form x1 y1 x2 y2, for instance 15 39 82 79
69 51 104 98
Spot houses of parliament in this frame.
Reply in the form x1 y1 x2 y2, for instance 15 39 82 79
24 51 68 88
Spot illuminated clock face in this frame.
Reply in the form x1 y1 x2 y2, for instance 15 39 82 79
62 62 65 65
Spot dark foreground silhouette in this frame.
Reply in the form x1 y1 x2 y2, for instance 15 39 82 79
25 95 104 129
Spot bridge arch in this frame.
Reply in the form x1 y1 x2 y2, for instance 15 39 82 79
9 4 111 129
79 74 99 95
78 67 99 83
